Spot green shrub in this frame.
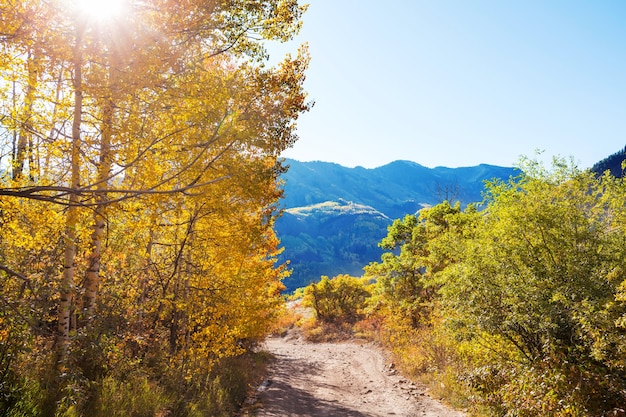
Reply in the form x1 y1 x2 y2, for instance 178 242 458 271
0 376 43 417
303 274 370 324
89 374 171 417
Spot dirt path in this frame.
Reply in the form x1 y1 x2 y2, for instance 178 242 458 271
249 330 466 417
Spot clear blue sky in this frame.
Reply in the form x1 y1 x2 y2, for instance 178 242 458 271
270 0 626 169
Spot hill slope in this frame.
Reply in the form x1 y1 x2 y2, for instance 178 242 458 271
591 146 626 178
276 201 391 289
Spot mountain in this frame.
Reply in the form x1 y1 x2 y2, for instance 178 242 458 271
280 159 519 219
276 159 520 291
591 146 626 178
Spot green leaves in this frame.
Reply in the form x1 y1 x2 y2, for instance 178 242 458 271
366 158 626 415
439 163 626 413
303 275 370 325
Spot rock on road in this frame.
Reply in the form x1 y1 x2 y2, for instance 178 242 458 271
250 331 466 417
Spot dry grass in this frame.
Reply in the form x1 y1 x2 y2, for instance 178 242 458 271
300 318 356 342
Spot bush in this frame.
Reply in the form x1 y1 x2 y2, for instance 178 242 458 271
89 374 171 417
440 163 626 415
303 275 370 325
0 375 43 417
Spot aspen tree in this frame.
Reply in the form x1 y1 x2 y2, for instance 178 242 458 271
1 1 310 413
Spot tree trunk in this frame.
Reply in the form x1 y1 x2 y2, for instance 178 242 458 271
58 27 83 364
13 50 37 180
82 61 115 323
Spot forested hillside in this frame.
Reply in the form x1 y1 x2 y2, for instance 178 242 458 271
277 200 391 289
0 1 309 416
276 160 518 290
591 145 626 177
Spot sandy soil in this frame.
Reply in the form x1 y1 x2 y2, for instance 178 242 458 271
248 329 466 417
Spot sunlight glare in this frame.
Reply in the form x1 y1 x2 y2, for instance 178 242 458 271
74 0 127 21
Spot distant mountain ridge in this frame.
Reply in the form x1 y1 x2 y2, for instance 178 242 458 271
275 159 519 291
280 159 519 219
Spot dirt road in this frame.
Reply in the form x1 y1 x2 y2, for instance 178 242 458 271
250 330 466 417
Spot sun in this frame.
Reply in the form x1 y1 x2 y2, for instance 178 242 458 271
73 0 127 22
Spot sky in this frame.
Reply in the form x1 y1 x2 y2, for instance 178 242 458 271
269 0 626 169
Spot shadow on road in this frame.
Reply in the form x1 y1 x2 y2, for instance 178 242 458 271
259 378 373 417
256 354 374 417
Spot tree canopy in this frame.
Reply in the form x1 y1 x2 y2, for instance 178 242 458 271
0 1 310 415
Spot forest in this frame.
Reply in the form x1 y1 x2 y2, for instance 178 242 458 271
0 1 309 416
299 157 626 416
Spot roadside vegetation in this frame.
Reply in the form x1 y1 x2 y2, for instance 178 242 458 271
299 157 626 417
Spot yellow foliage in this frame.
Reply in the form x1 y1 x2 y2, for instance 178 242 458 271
0 0 310 414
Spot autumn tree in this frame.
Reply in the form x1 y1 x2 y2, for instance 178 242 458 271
0 0 310 415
